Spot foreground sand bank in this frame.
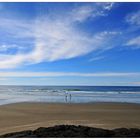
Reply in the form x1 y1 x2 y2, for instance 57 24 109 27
0 102 140 135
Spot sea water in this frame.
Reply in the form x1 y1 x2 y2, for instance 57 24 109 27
0 85 140 105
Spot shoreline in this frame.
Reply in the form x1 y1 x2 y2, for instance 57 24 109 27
0 101 140 106
0 102 140 135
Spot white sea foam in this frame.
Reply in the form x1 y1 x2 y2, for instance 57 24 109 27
0 86 140 105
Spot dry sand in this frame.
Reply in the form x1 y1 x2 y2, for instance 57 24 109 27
0 102 140 135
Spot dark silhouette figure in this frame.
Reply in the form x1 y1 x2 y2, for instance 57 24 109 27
65 95 68 103
69 94 72 102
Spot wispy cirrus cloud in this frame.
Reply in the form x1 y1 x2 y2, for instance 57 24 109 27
124 10 140 49
70 2 114 22
0 31 119 68
0 71 139 77
0 3 118 69
125 36 140 48
89 56 105 62
125 10 140 26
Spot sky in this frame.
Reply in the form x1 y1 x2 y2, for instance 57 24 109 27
0 2 140 86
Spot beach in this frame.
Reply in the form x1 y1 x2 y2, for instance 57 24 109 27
0 102 140 135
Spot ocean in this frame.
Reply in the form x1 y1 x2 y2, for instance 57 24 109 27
0 85 140 105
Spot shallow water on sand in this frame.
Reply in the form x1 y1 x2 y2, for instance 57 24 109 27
0 86 140 105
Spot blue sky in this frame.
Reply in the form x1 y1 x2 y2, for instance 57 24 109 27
0 2 140 86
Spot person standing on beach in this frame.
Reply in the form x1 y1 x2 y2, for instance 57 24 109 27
65 91 68 103
70 93 72 102
65 91 72 103
65 95 67 103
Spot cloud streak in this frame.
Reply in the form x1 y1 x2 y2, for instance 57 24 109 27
70 3 114 22
0 72 139 77
0 3 117 69
126 10 140 26
89 56 105 62
126 36 140 48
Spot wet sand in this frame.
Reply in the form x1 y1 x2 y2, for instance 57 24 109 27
0 102 140 135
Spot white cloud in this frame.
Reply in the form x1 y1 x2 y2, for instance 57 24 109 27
0 72 139 77
70 3 114 22
0 54 28 68
125 10 140 48
0 44 26 52
125 36 140 48
89 56 105 62
0 29 119 68
0 18 34 39
33 20 119 62
126 10 140 26
102 3 115 10
0 3 117 69
70 5 95 22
